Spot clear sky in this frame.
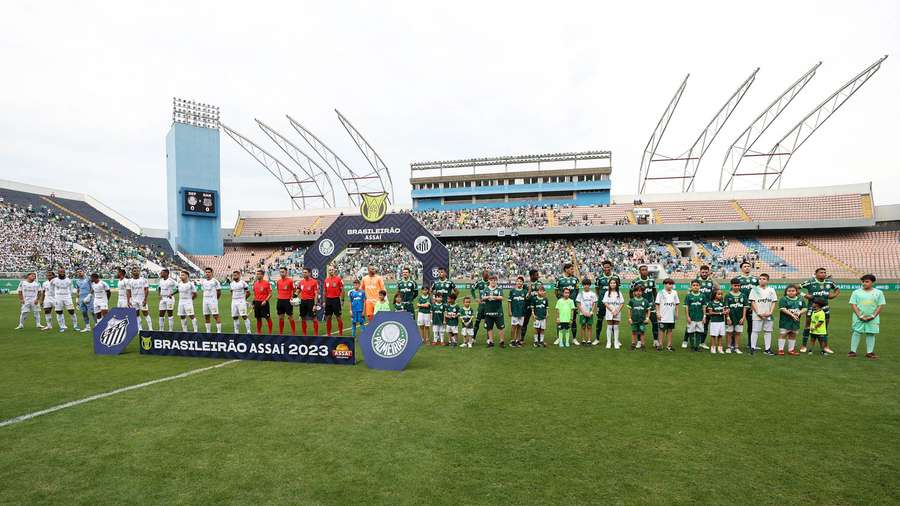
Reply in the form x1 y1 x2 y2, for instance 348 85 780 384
2 1 898 228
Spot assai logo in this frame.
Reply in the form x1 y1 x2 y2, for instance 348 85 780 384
318 238 335 256
413 235 432 254
332 343 354 360
360 192 388 223
371 321 408 359
100 316 130 347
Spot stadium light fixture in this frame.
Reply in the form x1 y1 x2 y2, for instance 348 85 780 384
173 97 220 130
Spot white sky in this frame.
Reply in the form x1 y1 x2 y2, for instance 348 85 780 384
1 1 898 228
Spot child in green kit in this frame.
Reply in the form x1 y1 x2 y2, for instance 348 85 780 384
628 285 651 351
809 298 829 356
459 297 475 348
778 284 804 356
445 293 460 347
373 290 391 314
555 287 576 347
431 292 446 346
849 274 886 359
531 286 549 347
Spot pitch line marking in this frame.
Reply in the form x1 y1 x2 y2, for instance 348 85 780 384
0 360 240 429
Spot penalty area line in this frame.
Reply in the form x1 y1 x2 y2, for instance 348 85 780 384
0 360 241 429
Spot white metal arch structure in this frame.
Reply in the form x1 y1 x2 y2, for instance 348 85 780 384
762 55 888 189
220 122 331 209
255 119 338 207
640 70 758 193
719 62 821 191
286 114 369 206
638 75 688 194
334 109 395 202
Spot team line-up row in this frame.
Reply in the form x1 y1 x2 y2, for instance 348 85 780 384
11 264 887 359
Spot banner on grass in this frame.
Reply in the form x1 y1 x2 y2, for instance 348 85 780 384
358 311 422 371
139 331 356 365
93 307 140 355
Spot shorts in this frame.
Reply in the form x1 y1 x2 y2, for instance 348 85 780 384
510 316 524 326
93 300 109 312
533 319 547 330
578 315 593 327
484 314 505 331
53 298 74 311
158 296 175 311
352 311 366 324
178 301 195 317
130 299 149 312
202 299 219 316
852 319 880 335
78 298 92 313
231 300 248 318
557 322 571 331
432 324 445 334
365 300 376 318
686 321 704 333
809 332 827 340
417 312 432 326
725 324 743 333
276 299 293 316
709 321 726 337
780 319 801 332
116 296 129 308
631 323 646 334
461 327 474 336
324 297 342 317
752 319 773 332
299 299 316 319
658 322 675 331
42 298 55 310
253 300 270 319
447 325 458 335
20 301 38 313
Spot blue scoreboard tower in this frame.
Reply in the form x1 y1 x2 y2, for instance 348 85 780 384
166 98 223 255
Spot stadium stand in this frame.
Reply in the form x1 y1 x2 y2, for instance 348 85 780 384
737 194 864 222
186 246 281 277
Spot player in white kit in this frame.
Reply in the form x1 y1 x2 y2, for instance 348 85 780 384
90 273 111 321
176 270 199 332
51 267 81 332
40 270 56 330
157 268 178 331
228 270 252 333
15 272 42 329
200 267 222 333
127 267 153 331
115 268 130 308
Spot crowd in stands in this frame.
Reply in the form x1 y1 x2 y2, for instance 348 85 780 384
0 202 181 277
412 206 551 231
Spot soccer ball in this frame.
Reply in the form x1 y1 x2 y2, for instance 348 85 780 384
290 297 300 307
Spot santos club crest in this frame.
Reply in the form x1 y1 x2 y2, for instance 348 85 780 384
100 317 130 347
93 307 140 356
360 192 388 223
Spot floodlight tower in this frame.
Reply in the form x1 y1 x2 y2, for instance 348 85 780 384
166 97 223 255
335 109 396 202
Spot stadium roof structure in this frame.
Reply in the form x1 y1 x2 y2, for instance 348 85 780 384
410 151 612 179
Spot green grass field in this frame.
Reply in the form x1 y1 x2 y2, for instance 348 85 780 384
0 290 898 505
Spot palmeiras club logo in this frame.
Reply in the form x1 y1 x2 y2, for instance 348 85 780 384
360 192 388 223
371 321 409 358
93 307 140 356
318 238 335 256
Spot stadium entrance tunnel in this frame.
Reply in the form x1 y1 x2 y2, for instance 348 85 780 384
303 213 449 289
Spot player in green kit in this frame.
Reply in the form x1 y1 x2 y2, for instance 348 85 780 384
683 265 716 349
684 280 706 351
778 284 805 356
530 286 549 347
724 278 746 354
471 270 490 343
627 285 651 351
594 260 620 346
431 267 457 305
799 267 839 353
508 276 528 348
736 261 759 351
481 275 506 348
630 265 658 348
555 263 580 345
396 267 418 312
521 269 541 342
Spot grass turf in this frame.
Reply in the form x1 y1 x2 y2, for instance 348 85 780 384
0 290 898 505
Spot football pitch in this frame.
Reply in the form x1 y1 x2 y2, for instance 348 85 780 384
0 290 898 505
